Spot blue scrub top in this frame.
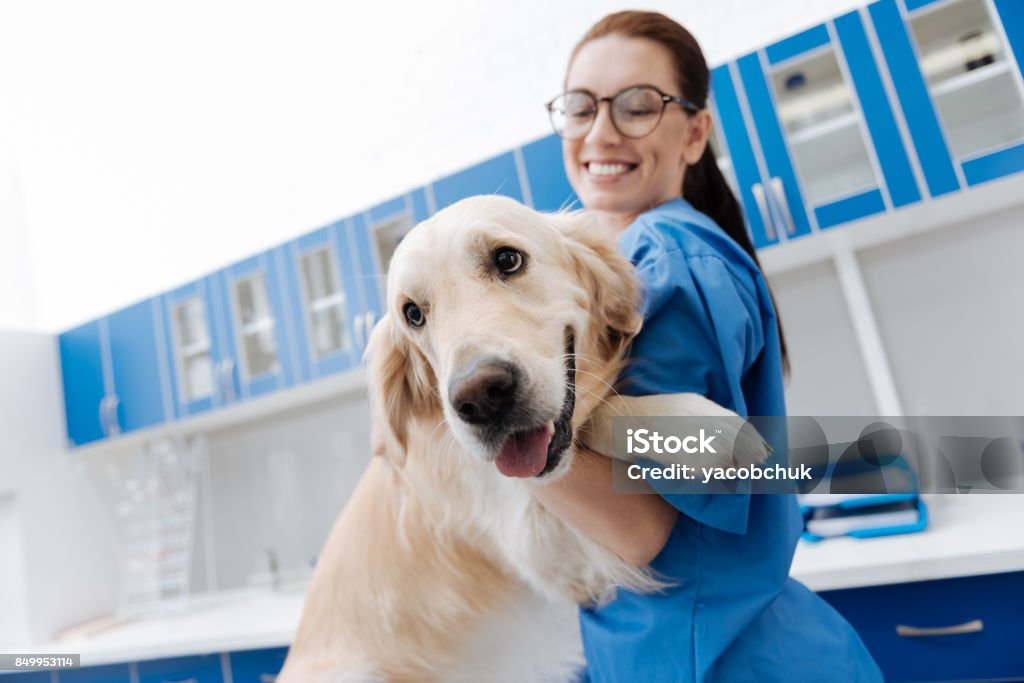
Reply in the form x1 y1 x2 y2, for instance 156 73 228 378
576 199 883 683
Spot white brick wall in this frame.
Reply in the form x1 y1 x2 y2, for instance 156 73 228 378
0 0 863 332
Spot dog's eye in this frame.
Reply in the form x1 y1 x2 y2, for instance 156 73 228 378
403 302 425 328
494 248 524 275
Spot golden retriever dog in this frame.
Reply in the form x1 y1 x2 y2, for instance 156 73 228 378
278 196 768 682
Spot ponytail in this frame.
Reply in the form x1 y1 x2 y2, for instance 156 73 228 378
685 144 791 378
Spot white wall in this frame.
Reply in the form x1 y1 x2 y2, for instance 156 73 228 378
0 0 866 333
0 331 118 645
0 134 35 331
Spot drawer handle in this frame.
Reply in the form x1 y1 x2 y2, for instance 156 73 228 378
768 176 796 236
896 619 984 637
751 182 776 242
259 674 278 683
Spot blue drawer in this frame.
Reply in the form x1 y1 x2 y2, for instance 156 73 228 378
0 672 52 681
136 654 223 683
59 663 132 682
820 570 1024 682
226 647 288 683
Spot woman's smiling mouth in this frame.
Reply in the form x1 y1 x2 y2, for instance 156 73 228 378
586 160 638 178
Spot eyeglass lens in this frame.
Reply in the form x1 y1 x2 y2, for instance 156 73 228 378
549 86 668 140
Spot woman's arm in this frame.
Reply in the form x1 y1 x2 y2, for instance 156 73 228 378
530 447 678 566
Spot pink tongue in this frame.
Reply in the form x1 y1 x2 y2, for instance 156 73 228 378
496 423 555 478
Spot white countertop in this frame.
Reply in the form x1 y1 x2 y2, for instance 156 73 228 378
790 494 1024 591
31 494 1024 666
32 589 305 667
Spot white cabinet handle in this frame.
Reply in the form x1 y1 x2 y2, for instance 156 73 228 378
98 398 110 436
217 359 237 403
354 313 366 351
106 395 121 436
896 619 983 637
751 182 776 242
99 396 121 437
768 176 796 236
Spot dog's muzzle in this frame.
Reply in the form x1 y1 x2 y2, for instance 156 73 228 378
446 333 576 478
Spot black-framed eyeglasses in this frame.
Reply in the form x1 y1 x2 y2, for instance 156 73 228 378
545 85 702 141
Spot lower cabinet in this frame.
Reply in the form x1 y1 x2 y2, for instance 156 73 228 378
56 663 131 682
0 647 288 683
820 570 1024 682
227 647 289 683
136 654 224 683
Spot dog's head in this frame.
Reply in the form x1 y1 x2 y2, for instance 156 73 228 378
366 195 641 478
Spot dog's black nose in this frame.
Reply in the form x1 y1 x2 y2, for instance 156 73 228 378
449 358 519 425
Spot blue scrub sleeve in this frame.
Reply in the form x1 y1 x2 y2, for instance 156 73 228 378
619 241 766 535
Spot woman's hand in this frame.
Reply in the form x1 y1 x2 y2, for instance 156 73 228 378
529 447 678 566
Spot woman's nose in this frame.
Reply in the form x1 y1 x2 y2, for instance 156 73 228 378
584 101 622 146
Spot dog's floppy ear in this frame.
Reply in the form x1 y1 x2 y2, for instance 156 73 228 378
552 211 643 363
365 314 439 468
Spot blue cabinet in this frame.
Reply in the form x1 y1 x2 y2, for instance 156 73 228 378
59 320 107 447
346 213 384 331
59 298 172 448
870 0 1024 189
710 64 784 248
282 224 364 382
136 654 223 683
360 190 431 319
733 16 921 233
58 663 132 682
213 248 297 402
161 248 299 421
107 300 173 434
226 647 288 683
160 276 226 418
820 570 1024 681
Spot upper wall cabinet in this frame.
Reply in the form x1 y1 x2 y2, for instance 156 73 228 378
161 276 225 418
710 65 786 248
159 248 297 425
213 248 297 401
59 299 172 447
731 14 922 235
870 0 1024 190
281 224 363 383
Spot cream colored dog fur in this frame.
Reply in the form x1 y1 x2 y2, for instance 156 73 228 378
278 196 767 682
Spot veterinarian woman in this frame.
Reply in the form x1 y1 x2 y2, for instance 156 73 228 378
529 11 883 682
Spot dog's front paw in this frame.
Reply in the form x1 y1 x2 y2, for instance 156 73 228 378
583 392 772 469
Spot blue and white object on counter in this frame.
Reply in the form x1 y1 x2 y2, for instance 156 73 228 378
800 494 928 542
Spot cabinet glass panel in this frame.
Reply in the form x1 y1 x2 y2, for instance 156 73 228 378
172 296 214 401
907 0 1024 160
769 47 879 205
300 246 351 358
233 273 280 378
373 214 414 277
708 124 741 198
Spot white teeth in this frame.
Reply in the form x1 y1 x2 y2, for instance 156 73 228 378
588 162 631 176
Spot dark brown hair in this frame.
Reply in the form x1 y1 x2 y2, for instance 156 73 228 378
569 11 790 375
